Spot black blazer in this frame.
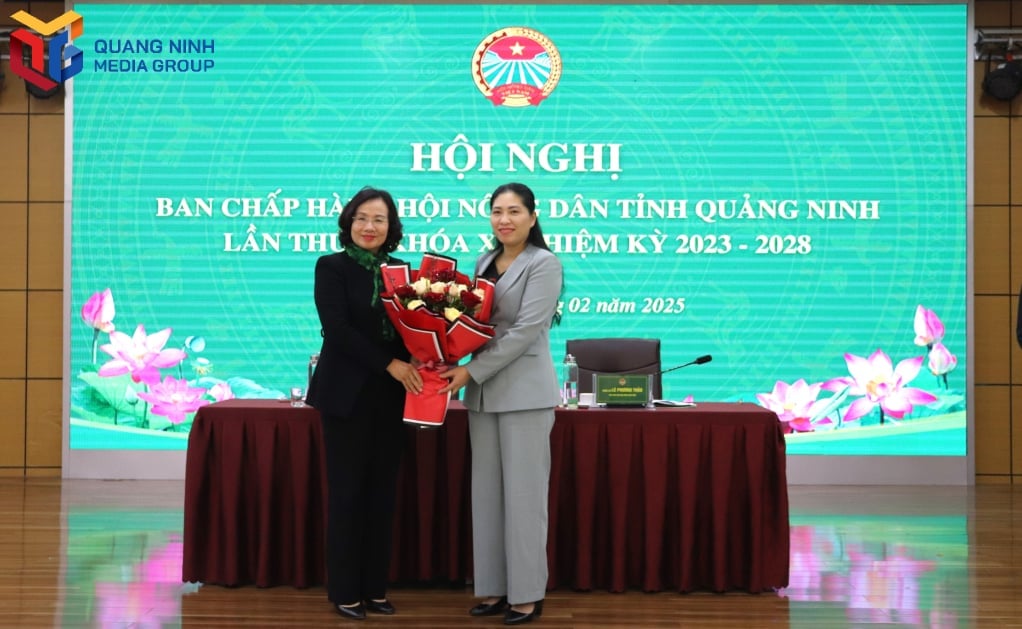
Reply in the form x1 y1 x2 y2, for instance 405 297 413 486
305 252 409 417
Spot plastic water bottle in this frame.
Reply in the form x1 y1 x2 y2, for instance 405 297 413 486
562 353 579 408
307 353 319 392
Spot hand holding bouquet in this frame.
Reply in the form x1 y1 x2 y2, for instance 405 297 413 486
380 253 495 426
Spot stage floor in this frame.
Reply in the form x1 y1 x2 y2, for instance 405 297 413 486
0 479 999 628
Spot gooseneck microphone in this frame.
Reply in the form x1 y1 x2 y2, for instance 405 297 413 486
656 354 712 376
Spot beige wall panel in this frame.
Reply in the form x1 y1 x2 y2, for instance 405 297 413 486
0 292 27 378
0 60 30 114
26 90 65 116
1013 293 1022 385
28 116 63 202
975 118 1010 206
1010 200 1021 389
27 291 62 379
975 0 1011 25
1012 207 1022 296
27 203 62 290
0 380 26 467
1012 120 1022 206
0 118 29 202
975 385 1011 475
1013 388 1022 476
25 85 65 115
974 206 1010 294
975 295 1012 385
0 203 28 290
26 379 62 468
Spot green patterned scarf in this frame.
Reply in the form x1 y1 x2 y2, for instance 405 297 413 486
342 245 396 340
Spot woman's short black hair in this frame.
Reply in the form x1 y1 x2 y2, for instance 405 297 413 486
338 186 404 254
489 182 550 252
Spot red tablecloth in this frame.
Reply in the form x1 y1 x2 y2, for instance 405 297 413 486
183 400 789 593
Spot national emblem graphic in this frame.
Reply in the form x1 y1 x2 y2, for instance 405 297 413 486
472 27 562 107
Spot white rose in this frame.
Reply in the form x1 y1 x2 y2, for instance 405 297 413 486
406 299 425 310
444 307 462 322
430 281 448 293
412 278 430 295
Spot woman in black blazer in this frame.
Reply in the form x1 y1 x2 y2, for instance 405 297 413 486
305 186 422 620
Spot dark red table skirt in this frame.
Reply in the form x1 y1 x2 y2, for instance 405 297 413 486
183 400 789 593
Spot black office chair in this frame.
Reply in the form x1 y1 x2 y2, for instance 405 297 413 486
566 337 662 399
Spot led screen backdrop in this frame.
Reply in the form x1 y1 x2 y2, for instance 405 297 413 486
69 4 968 456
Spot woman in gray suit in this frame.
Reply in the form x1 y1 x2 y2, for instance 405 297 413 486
439 182 562 625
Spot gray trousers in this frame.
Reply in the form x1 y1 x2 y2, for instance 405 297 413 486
468 407 555 605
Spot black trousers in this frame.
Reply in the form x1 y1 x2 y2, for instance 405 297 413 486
320 378 405 604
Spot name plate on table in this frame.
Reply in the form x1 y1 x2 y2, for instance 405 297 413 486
593 374 652 406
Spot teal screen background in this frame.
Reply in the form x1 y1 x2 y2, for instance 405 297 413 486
69 4 968 455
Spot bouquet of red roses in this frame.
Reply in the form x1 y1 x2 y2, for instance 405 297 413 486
380 253 496 427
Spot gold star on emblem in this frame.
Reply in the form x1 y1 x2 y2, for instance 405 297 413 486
509 41 525 56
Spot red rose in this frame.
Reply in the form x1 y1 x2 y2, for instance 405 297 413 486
460 290 482 310
432 269 457 283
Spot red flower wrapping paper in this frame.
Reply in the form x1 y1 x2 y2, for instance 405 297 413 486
380 253 496 427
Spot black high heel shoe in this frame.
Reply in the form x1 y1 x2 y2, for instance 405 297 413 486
504 600 543 625
365 598 396 615
334 602 366 620
469 596 508 616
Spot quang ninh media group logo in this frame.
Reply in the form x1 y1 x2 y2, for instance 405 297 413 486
9 10 84 91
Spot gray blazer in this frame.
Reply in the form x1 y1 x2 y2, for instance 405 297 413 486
463 244 562 413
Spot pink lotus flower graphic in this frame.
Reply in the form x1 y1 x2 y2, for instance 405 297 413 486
98 325 187 385
82 289 116 363
927 342 957 381
82 288 115 333
756 378 832 433
913 305 945 348
823 349 937 424
136 376 209 424
207 382 234 402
